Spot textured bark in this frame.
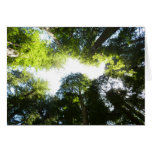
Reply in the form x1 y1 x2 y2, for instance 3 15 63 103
92 27 119 54
78 93 88 125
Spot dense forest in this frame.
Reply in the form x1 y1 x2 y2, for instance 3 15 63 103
7 27 145 125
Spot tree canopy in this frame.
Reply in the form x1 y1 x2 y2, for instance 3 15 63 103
7 27 67 69
7 27 145 125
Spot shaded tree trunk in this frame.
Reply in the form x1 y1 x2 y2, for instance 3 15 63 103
78 93 88 125
122 107 144 125
124 103 144 122
92 27 119 55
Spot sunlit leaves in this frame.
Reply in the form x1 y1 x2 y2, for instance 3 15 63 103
7 27 145 125
7 69 50 125
73 97 79 103
7 27 67 69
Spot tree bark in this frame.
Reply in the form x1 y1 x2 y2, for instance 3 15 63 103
78 93 88 125
92 27 120 54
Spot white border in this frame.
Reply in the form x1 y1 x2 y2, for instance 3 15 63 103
0 0 152 152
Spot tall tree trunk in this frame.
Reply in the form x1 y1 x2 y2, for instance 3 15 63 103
124 103 144 122
78 93 88 125
92 27 119 55
122 107 144 125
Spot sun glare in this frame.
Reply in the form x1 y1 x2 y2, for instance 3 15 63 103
36 58 105 95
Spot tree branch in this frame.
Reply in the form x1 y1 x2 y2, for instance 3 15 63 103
7 48 19 57
23 90 35 97
7 41 21 47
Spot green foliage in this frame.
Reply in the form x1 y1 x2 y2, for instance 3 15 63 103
7 27 145 125
85 79 110 124
7 69 49 125
7 27 67 69
58 73 91 95
48 27 105 66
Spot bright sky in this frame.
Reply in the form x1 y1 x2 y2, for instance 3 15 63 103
32 29 106 95
36 58 105 95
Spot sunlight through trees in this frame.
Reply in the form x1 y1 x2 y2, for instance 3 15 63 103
7 27 145 125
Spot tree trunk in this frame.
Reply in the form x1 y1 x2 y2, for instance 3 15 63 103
122 106 144 125
78 93 88 125
124 103 144 122
92 27 119 55
7 48 19 57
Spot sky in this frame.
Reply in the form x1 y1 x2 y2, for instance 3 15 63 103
28 27 133 96
30 28 106 95
35 58 105 95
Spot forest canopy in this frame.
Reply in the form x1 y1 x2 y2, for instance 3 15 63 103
7 27 145 125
